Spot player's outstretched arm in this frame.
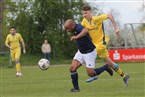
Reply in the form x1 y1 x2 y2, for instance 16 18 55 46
22 41 26 54
70 28 88 41
107 14 119 36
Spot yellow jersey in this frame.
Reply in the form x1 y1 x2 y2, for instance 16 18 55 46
81 14 110 46
5 33 23 49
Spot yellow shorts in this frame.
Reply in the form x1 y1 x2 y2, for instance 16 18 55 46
94 44 109 58
10 47 21 61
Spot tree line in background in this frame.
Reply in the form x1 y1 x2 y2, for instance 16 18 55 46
2 0 84 59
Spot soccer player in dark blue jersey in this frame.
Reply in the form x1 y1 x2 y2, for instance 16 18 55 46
64 19 113 92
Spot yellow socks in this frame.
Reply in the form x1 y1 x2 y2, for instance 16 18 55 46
116 68 126 78
113 63 126 78
16 63 21 72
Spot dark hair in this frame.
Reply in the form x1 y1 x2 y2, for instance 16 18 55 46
10 26 16 30
82 5 91 11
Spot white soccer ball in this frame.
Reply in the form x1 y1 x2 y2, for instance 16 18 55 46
38 58 50 70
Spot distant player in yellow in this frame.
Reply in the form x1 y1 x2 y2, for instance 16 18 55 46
81 5 129 86
5 27 26 77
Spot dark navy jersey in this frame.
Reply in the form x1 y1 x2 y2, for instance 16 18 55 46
74 24 95 54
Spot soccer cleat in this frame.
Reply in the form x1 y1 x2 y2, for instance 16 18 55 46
16 72 22 77
70 88 80 92
123 73 129 87
85 76 98 82
106 65 113 76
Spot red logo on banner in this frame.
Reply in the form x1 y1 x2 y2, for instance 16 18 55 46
109 48 145 62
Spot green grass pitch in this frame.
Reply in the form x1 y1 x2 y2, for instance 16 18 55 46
0 62 144 97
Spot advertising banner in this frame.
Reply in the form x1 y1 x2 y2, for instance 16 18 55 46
109 48 145 62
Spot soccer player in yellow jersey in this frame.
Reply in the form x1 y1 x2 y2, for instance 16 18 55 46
5 27 26 77
81 5 129 86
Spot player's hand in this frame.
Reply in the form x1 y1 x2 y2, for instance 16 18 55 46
115 28 119 36
70 36 78 41
9 47 13 50
23 49 26 54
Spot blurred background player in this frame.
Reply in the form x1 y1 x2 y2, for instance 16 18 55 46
81 5 129 86
5 27 26 77
41 39 51 60
64 19 113 92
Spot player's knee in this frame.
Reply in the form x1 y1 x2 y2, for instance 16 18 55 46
104 58 114 68
70 66 77 72
87 70 95 77
105 59 112 65
15 59 20 64
87 68 95 77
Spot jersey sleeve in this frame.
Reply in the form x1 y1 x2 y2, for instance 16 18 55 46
81 18 85 27
5 35 10 45
94 14 108 23
18 33 23 42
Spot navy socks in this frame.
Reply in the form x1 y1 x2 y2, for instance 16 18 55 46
70 72 79 90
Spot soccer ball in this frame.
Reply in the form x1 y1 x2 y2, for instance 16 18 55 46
38 58 50 70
